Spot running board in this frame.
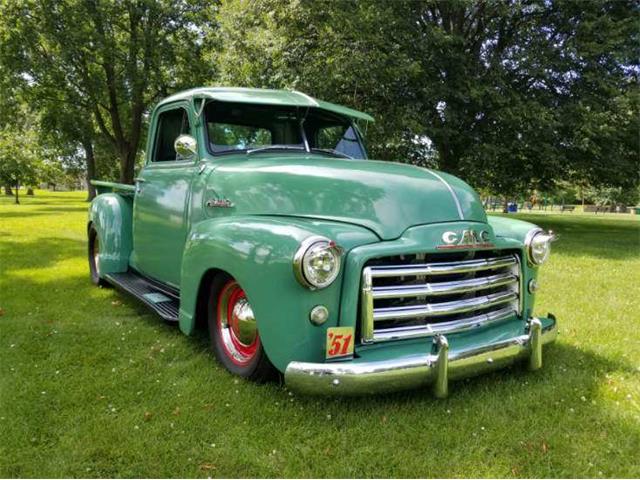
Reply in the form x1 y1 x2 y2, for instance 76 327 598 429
105 271 179 322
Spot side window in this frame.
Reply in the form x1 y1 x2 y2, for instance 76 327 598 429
153 108 191 162
316 125 364 158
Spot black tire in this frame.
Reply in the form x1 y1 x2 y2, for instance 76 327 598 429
207 273 276 382
88 226 109 287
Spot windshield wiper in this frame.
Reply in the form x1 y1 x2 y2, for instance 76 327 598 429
246 145 306 155
310 148 353 159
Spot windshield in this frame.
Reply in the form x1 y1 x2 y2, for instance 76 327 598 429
204 101 367 159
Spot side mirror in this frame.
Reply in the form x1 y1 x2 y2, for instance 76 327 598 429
174 134 198 159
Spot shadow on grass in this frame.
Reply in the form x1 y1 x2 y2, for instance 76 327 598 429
0 204 88 216
17 192 87 201
4 263 639 476
31 206 89 213
0 237 85 273
0 211 63 219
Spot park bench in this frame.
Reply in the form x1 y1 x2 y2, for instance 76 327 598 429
560 205 575 213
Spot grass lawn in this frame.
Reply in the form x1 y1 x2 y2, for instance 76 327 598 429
1 190 639 478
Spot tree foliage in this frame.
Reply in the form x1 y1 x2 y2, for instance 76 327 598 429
217 0 639 195
0 0 218 184
0 0 637 198
0 125 41 204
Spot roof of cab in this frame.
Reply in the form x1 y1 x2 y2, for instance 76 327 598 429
156 87 374 122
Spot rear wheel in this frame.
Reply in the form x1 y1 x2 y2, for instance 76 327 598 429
207 274 276 381
88 226 108 287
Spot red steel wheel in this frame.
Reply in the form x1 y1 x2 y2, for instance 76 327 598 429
207 274 276 381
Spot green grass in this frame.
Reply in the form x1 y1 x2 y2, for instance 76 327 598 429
1 190 639 478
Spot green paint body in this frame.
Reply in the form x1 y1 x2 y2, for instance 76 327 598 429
89 88 552 375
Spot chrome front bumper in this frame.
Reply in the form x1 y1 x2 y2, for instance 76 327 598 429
285 317 557 397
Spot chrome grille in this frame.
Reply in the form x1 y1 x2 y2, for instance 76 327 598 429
360 250 522 343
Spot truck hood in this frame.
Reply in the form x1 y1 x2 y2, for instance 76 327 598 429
207 155 487 240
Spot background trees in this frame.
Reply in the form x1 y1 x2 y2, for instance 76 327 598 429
0 0 218 189
0 125 41 204
0 0 637 201
218 0 639 197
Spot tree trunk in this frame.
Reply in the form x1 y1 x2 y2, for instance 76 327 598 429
119 148 137 185
83 139 97 201
4 184 12 196
502 197 509 213
436 141 457 174
14 181 19 205
27 187 34 195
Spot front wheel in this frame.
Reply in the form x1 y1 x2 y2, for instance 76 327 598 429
207 275 276 381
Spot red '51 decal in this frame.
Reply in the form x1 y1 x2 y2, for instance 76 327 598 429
326 327 355 359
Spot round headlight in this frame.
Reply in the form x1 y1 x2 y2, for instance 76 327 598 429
294 236 342 289
525 229 556 265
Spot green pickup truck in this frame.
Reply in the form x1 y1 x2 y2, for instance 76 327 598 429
88 87 558 396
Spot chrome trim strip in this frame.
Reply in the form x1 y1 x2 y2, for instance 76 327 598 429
368 255 516 278
285 317 557 396
372 272 517 299
372 305 516 341
426 169 465 220
373 290 518 321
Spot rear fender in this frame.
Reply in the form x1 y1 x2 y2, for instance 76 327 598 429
88 193 134 275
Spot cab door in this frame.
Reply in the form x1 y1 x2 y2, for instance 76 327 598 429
131 103 197 288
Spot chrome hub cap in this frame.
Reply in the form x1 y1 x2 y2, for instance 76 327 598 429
217 281 259 365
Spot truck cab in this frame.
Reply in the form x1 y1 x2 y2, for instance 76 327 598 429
88 87 558 396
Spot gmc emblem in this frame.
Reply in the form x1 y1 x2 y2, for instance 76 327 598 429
438 229 493 249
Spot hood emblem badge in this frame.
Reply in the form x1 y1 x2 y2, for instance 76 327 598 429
438 229 493 249
206 198 234 208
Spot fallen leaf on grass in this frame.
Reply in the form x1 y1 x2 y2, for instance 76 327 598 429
199 463 216 471
542 441 549 454
144 411 153 421
172 407 180 416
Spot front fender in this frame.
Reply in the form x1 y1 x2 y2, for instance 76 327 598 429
179 216 378 372
488 215 543 316
88 193 133 275
487 215 538 243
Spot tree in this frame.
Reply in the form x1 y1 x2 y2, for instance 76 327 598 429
0 0 218 184
38 93 100 200
217 0 639 194
0 128 41 204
